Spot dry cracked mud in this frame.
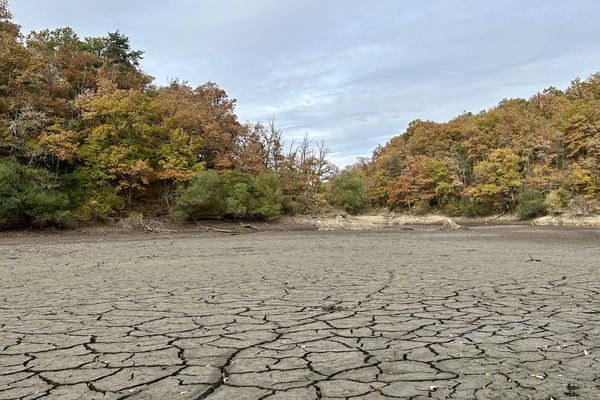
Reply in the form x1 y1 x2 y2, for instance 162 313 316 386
1 226 599 399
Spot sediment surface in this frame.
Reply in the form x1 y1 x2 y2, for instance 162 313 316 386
1 226 599 399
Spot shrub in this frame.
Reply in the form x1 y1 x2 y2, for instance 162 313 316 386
0 158 72 228
171 170 224 219
459 197 495 216
220 170 254 217
411 200 431 215
440 198 462 216
75 186 124 221
331 170 371 215
544 188 569 214
172 170 284 219
124 211 144 228
250 171 284 218
515 190 547 219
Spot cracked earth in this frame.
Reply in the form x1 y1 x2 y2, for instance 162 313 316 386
1 226 599 399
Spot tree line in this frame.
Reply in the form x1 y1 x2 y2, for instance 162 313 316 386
352 73 600 218
2 0 598 228
0 1 369 228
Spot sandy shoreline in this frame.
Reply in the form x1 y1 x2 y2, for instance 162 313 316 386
1 212 600 239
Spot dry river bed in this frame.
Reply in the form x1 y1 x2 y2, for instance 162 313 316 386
0 226 599 399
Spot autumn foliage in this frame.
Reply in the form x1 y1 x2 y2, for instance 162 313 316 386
1 1 599 228
0 3 337 227
352 75 600 217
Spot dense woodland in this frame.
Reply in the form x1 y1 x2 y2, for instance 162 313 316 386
353 73 600 217
1 1 599 228
0 1 347 228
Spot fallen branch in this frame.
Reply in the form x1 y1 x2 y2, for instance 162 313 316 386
197 226 239 235
485 211 507 223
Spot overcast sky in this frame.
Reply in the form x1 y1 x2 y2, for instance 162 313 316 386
10 0 600 166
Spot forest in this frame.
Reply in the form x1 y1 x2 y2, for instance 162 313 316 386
353 73 600 218
1 0 599 228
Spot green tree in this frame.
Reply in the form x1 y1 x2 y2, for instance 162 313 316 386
101 31 144 71
515 190 547 219
0 157 71 227
250 171 284 218
171 170 224 219
220 170 254 217
331 170 371 215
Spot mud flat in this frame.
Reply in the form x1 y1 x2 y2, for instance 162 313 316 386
1 226 599 399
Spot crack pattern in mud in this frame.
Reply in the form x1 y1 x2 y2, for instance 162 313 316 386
0 227 599 399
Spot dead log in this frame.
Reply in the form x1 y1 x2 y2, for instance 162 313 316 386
441 218 461 231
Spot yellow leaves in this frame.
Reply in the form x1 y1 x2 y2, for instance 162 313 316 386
35 130 79 162
469 148 524 202
468 183 503 202
565 163 599 199
156 168 193 182
473 149 524 187
156 150 194 183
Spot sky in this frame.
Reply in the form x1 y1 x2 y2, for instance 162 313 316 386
10 0 600 166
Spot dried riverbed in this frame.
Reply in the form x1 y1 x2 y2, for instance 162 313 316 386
1 226 599 399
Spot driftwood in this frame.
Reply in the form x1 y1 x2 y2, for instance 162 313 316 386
485 211 507 223
197 226 239 235
441 218 461 231
141 219 176 233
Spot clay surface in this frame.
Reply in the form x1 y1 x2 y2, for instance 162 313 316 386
1 226 599 399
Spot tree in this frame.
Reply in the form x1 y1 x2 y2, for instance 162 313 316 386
77 88 162 208
101 31 143 71
331 170 370 215
0 0 19 37
171 170 224 219
469 148 524 209
220 170 254 217
158 81 244 169
0 157 71 227
0 0 10 20
387 156 461 210
250 171 284 218
26 28 103 101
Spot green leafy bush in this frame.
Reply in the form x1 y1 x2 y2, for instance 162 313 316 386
172 170 285 219
171 170 224 219
75 186 124 221
0 157 72 228
250 171 284 218
459 197 495 216
220 170 254 217
515 190 547 219
331 170 371 215
440 198 462 216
